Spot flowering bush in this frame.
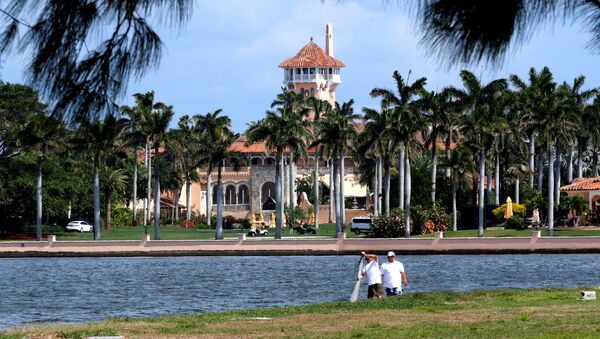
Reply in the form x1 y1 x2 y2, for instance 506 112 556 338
411 204 451 234
371 208 407 238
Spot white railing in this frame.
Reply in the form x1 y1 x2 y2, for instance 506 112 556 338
283 74 341 83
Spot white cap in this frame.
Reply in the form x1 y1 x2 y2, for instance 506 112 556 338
387 251 395 257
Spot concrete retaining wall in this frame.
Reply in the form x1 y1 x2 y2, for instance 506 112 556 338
1 232 599 257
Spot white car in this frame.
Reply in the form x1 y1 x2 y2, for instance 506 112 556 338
350 217 373 235
66 220 93 232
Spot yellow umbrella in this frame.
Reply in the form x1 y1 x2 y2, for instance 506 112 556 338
251 213 256 223
270 212 276 227
504 197 514 220
309 211 315 224
258 213 264 222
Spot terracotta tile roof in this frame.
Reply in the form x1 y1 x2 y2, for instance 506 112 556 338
279 41 345 68
561 177 600 191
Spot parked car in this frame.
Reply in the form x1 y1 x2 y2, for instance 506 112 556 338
350 217 373 235
66 220 93 232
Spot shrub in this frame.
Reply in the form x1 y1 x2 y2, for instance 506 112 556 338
492 203 526 221
505 215 527 230
411 204 451 234
371 208 406 238
111 207 133 227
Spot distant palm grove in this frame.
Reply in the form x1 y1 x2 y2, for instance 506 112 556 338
1 66 599 240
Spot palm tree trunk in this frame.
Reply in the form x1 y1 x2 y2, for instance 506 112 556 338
486 166 492 208
452 178 457 231
154 161 161 240
548 146 555 236
373 158 379 216
340 152 346 223
555 145 561 206
577 139 584 178
313 149 320 230
67 201 71 219
174 188 180 223
567 145 574 183
143 144 148 225
206 171 212 227
377 157 383 214
329 158 335 222
404 146 412 238
398 145 405 208
185 177 191 220
431 132 438 203
275 150 284 239
146 144 152 227
36 159 42 241
215 166 224 240
132 148 138 226
445 134 451 179
333 153 342 236
529 132 535 188
494 153 500 205
537 152 544 192
593 149 598 176
93 164 101 240
289 158 295 207
384 157 390 215
515 177 520 204
478 148 485 237
105 193 112 230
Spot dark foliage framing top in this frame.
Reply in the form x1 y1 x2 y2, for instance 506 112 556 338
414 0 600 66
0 0 192 123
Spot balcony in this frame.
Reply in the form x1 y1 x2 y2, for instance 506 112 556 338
283 73 341 84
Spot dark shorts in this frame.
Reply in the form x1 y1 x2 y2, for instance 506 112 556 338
385 287 402 296
367 283 383 298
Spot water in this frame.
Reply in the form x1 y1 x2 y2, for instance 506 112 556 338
1 254 599 330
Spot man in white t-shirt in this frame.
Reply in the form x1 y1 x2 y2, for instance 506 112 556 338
360 252 383 299
380 251 408 296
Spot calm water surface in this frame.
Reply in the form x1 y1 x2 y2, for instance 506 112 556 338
1 254 599 329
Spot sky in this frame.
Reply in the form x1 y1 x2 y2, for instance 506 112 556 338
1 0 599 133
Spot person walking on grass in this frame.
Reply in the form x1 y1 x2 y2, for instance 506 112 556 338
360 252 383 300
380 251 408 296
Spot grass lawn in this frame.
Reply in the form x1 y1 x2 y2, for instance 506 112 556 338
2 287 599 338
3 224 599 242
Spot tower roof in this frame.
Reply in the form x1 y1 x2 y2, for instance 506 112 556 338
278 41 345 68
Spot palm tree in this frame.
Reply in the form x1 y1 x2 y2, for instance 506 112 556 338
370 70 427 236
306 97 331 229
446 144 474 231
419 88 456 203
453 70 508 237
313 100 359 235
246 90 310 239
194 109 231 229
19 112 65 241
75 114 128 240
139 105 174 240
122 91 167 227
100 167 128 229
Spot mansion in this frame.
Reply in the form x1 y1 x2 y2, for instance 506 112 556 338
174 24 369 223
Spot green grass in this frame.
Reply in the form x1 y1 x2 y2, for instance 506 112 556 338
414 228 600 238
2 287 599 338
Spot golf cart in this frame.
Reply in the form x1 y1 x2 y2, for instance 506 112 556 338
247 227 269 237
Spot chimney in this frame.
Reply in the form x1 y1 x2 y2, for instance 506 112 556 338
325 23 334 57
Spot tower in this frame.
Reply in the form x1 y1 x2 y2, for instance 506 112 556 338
278 23 345 107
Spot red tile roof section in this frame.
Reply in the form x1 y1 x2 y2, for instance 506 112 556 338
279 41 345 68
561 177 600 191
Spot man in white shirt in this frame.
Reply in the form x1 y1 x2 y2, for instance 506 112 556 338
360 252 383 299
380 251 408 296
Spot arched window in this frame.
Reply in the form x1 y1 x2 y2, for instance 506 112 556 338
238 185 249 205
225 185 236 205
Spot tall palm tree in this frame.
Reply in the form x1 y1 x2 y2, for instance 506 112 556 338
122 91 167 227
75 114 128 240
100 167 128 229
453 70 508 237
246 90 310 239
313 100 358 235
446 144 474 231
194 109 231 228
19 112 65 241
139 105 174 240
370 70 427 236
418 88 455 203
306 97 331 229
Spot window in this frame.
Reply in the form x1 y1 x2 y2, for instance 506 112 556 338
319 68 325 75
309 68 315 74
302 68 308 74
310 88 314 97
296 68 301 74
328 68 333 74
300 88 305 96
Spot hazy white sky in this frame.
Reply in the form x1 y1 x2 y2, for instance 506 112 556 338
1 0 599 132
